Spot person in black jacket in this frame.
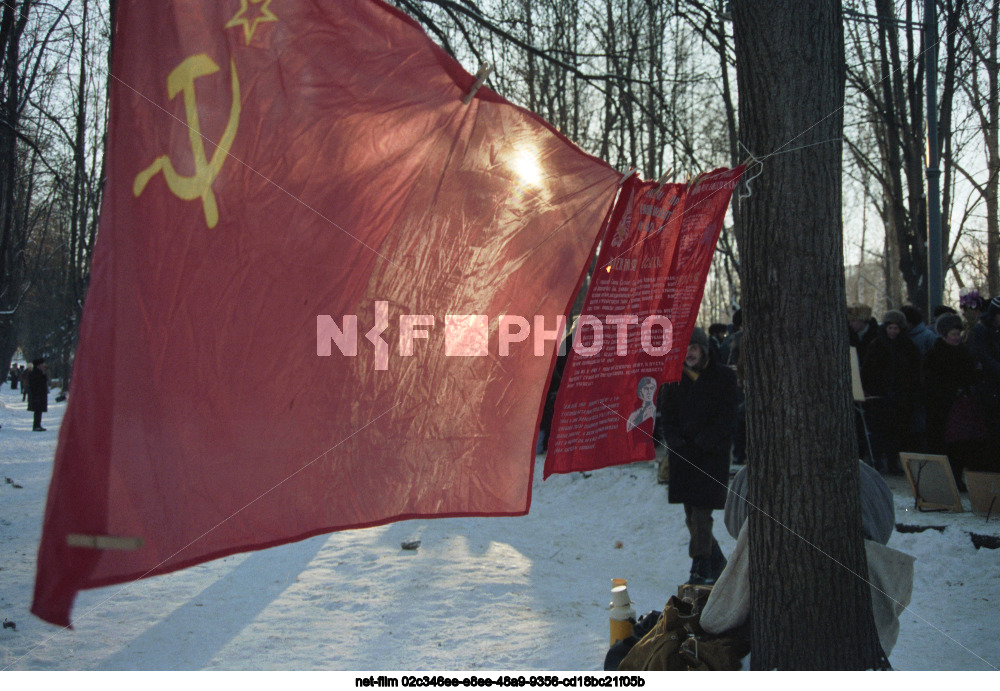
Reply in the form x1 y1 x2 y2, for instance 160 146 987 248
861 310 922 475
27 358 49 432
924 313 989 489
968 296 1000 461
848 303 879 363
19 365 28 402
657 327 738 585
720 309 742 367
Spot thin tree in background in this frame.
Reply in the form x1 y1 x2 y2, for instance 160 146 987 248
0 0 108 383
959 0 1000 296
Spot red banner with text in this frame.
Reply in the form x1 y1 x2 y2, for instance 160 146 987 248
543 166 744 478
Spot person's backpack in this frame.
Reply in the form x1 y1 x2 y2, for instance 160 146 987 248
603 609 660 671
615 595 749 671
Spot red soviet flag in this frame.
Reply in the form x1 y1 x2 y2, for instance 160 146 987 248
32 0 618 626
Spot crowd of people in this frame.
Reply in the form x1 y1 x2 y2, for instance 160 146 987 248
648 292 1000 587
850 293 1000 490
608 302 942 667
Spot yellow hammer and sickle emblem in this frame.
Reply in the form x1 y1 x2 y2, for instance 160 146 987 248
133 54 241 229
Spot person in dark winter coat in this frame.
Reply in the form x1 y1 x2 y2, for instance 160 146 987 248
900 305 935 450
848 304 879 363
969 296 1000 455
901 305 938 356
930 305 958 334
708 323 727 363
970 295 1000 371
27 358 49 431
923 313 989 489
721 310 742 367
538 334 570 453
861 310 922 474
19 365 28 402
657 327 738 585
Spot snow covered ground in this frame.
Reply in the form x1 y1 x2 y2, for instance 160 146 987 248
0 384 998 672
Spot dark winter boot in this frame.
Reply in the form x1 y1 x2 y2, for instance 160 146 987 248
687 558 714 586
709 542 727 581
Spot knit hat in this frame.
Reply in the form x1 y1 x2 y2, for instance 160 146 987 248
689 327 710 353
847 304 872 322
935 313 963 337
31 358 44 367
881 310 907 329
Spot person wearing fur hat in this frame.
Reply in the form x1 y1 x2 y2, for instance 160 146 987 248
861 311 922 475
656 327 738 585
930 305 959 334
848 304 879 362
969 296 1000 455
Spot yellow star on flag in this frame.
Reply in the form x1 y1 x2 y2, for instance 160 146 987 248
226 0 278 45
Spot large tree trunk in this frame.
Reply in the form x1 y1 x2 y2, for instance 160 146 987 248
733 0 889 670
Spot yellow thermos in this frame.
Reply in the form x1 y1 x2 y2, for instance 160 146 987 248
609 580 636 646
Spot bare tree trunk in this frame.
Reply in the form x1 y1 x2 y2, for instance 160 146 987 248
716 4 742 305
938 0 967 290
857 203 867 304
953 0 1000 295
733 0 889 669
883 213 903 310
599 0 616 163
645 0 656 176
985 0 1000 295
0 0 31 373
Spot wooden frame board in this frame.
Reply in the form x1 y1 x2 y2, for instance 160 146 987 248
965 471 1000 519
900 453 965 512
